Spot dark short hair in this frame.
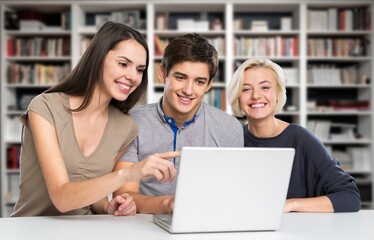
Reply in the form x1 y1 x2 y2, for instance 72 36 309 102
161 33 218 83
46 21 149 114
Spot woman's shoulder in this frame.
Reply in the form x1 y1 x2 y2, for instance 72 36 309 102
27 92 67 111
286 123 324 146
30 92 65 106
287 123 312 136
110 106 137 128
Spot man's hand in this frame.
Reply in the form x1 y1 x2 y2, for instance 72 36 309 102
107 193 136 216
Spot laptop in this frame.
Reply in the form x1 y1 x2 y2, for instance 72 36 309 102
153 147 295 233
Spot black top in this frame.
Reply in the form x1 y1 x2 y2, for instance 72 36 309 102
243 123 361 212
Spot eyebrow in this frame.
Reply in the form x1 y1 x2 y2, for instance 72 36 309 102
259 80 272 84
173 72 208 81
244 80 272 84
118 56 146 68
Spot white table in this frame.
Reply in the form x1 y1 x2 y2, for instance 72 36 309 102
1 210 373 240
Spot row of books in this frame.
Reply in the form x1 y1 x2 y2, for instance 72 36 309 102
307 121 358 141
307 7 371 31
348 147 371 171
207 37 225 56
92 11 145 30
6 62 71 85
7 37 71 57
307 65 367 85
234 36 298 57
155 12 223 31
308 100 370 112
329 147 371 171
203 88 226 111
233 17 292 31
307 38 365 57
307 120 333 141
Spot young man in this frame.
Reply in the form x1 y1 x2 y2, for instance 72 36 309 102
113 33 243 214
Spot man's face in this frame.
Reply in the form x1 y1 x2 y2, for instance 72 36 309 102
161 61 212 122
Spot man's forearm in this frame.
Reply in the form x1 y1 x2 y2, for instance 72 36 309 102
127 191 174 214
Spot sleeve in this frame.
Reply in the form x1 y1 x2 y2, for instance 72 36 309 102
302 129 361 212
19 94 55 128
320 158 361 212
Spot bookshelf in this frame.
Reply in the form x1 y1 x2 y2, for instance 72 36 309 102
232 3 301 124
1 0 373 217
0 1 72 217
306 2 373 209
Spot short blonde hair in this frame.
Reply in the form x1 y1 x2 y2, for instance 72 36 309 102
227 58 287 117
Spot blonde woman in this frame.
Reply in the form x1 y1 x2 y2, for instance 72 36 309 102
227 58 360 212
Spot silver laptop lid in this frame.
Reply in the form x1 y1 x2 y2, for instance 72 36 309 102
169 147 295 233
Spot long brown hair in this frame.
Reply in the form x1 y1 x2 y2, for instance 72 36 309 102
46 21 149 114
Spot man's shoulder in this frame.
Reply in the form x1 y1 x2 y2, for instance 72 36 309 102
202 103 239 123
129 103 158 118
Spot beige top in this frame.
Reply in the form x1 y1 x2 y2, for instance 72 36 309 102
11 92 138 216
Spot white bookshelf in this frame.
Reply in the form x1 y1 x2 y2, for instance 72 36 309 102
1 0 373 217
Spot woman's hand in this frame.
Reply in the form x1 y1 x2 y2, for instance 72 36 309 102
126 151 180 182
107 193 136 216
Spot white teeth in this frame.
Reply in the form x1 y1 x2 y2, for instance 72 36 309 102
180 97 191 101
117 82 131 90
251 103 265 108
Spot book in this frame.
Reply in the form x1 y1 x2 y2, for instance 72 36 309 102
328 8 337 30
283 68 298 85
177 19 195 31
155 12 169 30
329 123 356 141
348 147 371 171
19 20 45 31
281 17 292 31
251 20 268 31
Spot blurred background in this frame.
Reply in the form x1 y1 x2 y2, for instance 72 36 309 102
0 0 373 216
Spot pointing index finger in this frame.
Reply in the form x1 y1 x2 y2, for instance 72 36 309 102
155 151 181 159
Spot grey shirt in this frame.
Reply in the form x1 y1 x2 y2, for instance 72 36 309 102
120 99 244 196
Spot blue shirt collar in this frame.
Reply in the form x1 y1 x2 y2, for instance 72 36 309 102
157 96 200 126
